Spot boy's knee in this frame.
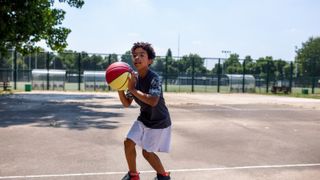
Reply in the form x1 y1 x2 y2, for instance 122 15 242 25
124 138 135 150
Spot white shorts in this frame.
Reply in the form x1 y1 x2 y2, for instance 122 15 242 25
126 120 171 153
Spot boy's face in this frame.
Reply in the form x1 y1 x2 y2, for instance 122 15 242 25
132 47 152 71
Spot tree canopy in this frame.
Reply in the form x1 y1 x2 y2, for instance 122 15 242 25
0 0 84 55
295 36 320 77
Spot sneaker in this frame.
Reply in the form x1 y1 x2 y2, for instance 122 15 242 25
121 172 140 180
154 172 171 180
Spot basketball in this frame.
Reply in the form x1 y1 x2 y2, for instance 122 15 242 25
105 62 132 90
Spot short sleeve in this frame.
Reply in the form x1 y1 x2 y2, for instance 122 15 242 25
149 76 162 96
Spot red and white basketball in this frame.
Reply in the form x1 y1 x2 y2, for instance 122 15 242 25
105 62 132 90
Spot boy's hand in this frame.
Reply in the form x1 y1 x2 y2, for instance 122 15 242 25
127 72 137 92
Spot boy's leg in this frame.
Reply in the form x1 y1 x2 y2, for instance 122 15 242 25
142 150 166 174
124 138 138 173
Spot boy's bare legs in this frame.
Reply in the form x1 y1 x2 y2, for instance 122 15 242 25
124 138 138 173
142 150 166 174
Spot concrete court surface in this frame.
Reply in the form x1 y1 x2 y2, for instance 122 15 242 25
0 91 320 180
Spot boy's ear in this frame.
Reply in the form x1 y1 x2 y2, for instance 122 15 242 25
148 59 153 66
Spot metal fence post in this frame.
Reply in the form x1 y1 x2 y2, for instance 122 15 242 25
217 58 221 93
191 56 195 92
46 52 50 90
78 53 81 91
266 60 270 93
312 57 316 94
289 62 293 93
242 60 246 93
165 55 168 92
108 55 111 91
13 50 17 90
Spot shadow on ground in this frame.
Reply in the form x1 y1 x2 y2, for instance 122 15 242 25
0 93 128 130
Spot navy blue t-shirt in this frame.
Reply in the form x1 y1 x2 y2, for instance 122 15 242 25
127 70 171 129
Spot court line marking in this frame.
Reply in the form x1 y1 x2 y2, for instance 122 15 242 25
192 108 308 112
1 163 320 179
216 105 242 110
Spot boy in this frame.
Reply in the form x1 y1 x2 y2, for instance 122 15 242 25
118 42 172 180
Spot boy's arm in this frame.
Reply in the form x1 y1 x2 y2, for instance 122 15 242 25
127 72 160 107
129 89 159 107
117 90 133 107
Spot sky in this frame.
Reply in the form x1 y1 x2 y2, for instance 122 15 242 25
46 0 320 61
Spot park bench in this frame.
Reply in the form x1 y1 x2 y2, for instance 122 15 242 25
0 81 11 91
271 85 290 94
271 80 291 94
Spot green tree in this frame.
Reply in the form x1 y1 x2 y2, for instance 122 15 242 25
273 59 288 79
177 54 207 75
165 49 179 78
295 36 320 77
103 53 118 68
0 51 13 68
49 54 64 69
283 63 293 79
151 56 165 73
78 53 106 71
57 50 78 69
243 55 255 74
0 0 84 55
254 56 275 79
223 53 241 74
121 51 133 68
151 48 180 79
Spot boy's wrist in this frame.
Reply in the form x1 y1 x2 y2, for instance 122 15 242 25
118 90 125 95
129 88 137 95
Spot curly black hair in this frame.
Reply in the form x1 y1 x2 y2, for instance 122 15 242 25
131 42 156 60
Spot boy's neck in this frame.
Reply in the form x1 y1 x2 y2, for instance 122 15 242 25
138 68 149 78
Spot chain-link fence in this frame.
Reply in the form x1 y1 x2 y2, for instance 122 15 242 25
0 50 319 94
